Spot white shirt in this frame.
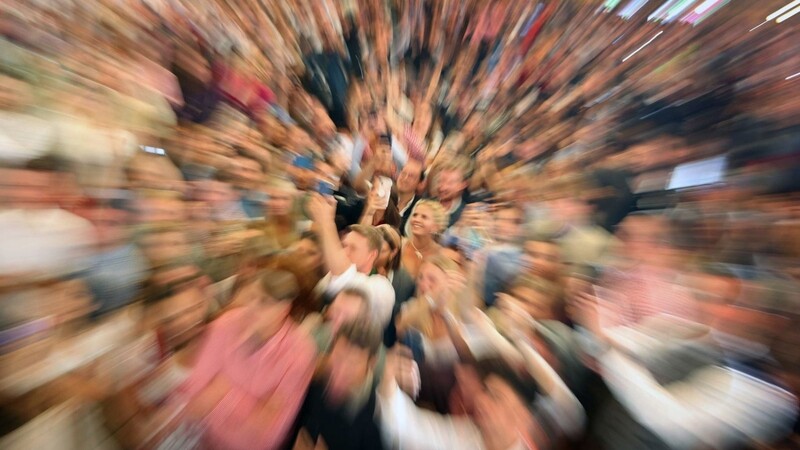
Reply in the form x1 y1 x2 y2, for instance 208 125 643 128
320 264 395 328
0 208 94 277
378 383 528 450
599 328 798 449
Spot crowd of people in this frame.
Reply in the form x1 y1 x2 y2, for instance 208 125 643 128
1 0 800 449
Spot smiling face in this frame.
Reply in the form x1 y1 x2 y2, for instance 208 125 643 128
397 159 423 195
409 203 440 237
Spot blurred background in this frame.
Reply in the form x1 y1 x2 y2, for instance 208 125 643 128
1 0 799 449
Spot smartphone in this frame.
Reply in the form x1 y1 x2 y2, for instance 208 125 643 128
317 180 335 196
375 176 392 208
293 154 314 170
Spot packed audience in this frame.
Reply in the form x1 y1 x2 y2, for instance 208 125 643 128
1 0 800 449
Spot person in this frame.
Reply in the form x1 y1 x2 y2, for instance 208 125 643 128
173 269 317 450
308 194 395 329
103 268 209 448
360 179 401 228
580 271 799 450
474 204 526 307
296 320 386 450
396 158 425 234
378 353 542 450
401 199 447 278
262 177 304 251
376 224 416 346
396 254 470 368
433 156 473 228
521 235 564 284
84 198 148 317
228 152 268 219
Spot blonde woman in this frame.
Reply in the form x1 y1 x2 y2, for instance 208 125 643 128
400 199 447 278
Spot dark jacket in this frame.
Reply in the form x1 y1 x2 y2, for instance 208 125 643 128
298 380 385 450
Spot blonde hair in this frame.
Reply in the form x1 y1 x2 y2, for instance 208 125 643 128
411 200 447 234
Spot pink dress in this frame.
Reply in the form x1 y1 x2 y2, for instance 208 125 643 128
179 308 316 450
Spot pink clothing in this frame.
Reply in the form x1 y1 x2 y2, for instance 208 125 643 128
600 267 698 327
180 308 316 450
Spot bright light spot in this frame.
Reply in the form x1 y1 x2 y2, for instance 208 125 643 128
786 72 800 80
622 31 664 62
776 3 800 22
767 0 800 21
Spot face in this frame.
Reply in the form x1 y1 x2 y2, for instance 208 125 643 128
342 232 377 273
509 286 551 320
140 231 189 267
90 207 129 247
325 292 368 332
233 157 263 189
436 169 467 202
326 339 372 402
135 197 185 223
416 262 448 298
376 240 392 270
455 366 530 447
494 208 524 243
267 188 294 218
397 160 423 194
294 238 322 272
153 286 207 349
522 241 561 280
409 204 440 237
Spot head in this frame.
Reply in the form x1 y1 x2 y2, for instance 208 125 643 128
616 213 676 267
408 200 447 238
376 224 402 273
251 269 299 330
230 154 264 190
522 236 563 281
342 224 383 274
506 276 564 321
138 225 191 269
687 264 743 328
325 287 371 333
265 177 297 218
293 231 323 274
455 358 537 449
416 254 460 298
88 199 132 248
325 319 383 403
397 158 425 195
434 157 470 203
494 205 525 245
143 270 208 350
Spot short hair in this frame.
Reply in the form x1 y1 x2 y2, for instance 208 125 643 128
435 156 472 182
334 319 383 357
347 224 383 253
411 200 448 234
24 155 68 173
258 269 299 302
510 275 562 300
473 356 538 406
333 286 372 317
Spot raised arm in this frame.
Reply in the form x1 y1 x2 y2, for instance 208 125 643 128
308 193 351 276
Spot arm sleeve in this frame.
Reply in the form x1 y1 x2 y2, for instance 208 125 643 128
599 348 798 449
377 382 484 450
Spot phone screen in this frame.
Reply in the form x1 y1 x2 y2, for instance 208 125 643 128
317 181 335 196
293 155 314 170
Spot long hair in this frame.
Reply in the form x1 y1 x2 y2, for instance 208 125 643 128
377 224 402 272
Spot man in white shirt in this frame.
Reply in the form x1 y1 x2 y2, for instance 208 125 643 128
378 352 542 450
308 194 395 329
